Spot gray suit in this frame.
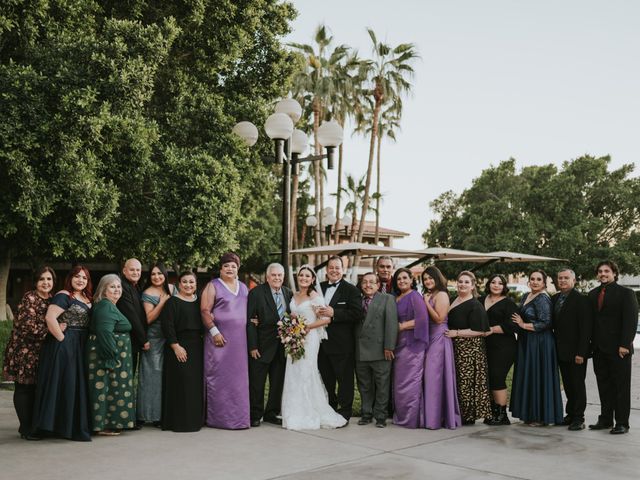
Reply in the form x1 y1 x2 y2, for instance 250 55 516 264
355 293 398 421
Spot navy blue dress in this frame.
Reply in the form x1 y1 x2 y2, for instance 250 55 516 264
510 293 563 424
32 293 91 440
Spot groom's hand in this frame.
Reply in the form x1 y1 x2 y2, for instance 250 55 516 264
250 349 261 359
319 306 334 317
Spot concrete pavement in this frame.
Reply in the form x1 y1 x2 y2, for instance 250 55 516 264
1 356 639 480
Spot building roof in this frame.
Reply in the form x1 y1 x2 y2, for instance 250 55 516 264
344 220 409 238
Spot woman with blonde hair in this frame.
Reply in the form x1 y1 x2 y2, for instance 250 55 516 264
86 274 135 435
445 271 492 425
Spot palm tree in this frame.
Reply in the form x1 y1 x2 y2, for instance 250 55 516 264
355 29 418 252
290 25 350 245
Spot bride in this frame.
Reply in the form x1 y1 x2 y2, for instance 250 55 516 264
281 265 347 430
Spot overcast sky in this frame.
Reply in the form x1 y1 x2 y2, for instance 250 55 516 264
285 0 640 249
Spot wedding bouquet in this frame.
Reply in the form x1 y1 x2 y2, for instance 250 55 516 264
277 313 307 362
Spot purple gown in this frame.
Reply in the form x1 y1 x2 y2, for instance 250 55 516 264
424 298 462 429
204 278 250 429
393 290 429 428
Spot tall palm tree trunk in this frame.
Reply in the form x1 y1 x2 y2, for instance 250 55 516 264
0 251 11 321
334 142 344 244
374 132 382 244
290 169 300 266
312 97 322 248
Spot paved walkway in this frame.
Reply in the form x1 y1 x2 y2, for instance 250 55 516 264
1 356 639 480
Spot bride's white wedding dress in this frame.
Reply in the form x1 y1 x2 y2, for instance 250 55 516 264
281 295 347 430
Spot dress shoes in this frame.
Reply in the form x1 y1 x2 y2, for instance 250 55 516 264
588 422 613 430
250 419 261 427
562 415 572 426
20 433 42 441
610 425 629 435
568 421 585 431
357 417 372 426
375 419 386 428
263 416 282 426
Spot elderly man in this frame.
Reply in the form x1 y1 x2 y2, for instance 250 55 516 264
552 268 592 431
588 260 639 435
376 256 395 294
355 272 398 428
318 256 364 423
117 258 149 377
247 263 292 427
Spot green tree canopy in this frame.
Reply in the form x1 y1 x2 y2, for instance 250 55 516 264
424 156 640 280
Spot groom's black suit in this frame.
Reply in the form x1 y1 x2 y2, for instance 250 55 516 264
318 280 364 420
247 282 292 423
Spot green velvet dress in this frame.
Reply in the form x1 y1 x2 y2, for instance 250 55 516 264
87 299 135 431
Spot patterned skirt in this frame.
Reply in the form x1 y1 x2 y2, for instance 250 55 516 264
452 337 492 422
87 332 136 431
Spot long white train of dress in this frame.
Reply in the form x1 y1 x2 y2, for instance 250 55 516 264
281 295 347 430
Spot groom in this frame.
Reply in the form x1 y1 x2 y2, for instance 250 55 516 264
318 256 364 423
247 263 292 427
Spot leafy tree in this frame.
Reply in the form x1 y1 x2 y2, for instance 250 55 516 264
424 156 640 280
0 1 297 317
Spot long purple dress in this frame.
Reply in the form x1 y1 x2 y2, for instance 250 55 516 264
393 290 429 428
424 298 462 429
204 278 250 429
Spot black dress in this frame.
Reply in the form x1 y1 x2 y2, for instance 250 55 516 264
32 293 91 441
448 298 492 422
161 296 203 432
480 296 518 391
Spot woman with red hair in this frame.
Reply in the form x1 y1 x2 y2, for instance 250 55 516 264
32 265 93 441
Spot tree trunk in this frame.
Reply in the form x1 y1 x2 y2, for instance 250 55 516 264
334 142 344 244
355 95 381 266
312 97 322 248
374 132 382 245
0 251 12 321
290 168 300 266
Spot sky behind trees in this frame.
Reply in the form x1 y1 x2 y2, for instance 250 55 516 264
287 0 640 249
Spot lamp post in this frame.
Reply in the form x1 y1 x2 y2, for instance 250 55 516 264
233 99 343 286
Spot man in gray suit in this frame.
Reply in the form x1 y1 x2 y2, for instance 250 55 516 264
355 272 398 427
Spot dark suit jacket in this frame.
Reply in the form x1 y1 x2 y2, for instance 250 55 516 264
246 283 292 364
552 289 592 361
588 282 638 355
356 293 398 362
116 277 147 349
320 280 364 355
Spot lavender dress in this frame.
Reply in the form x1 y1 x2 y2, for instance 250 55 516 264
424 298 462 429
204 278 250 429
393 290 429 428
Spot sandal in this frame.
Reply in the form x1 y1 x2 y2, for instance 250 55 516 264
97 430 121 436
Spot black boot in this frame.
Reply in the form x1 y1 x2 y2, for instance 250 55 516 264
488 405 511 426
484 401 499 425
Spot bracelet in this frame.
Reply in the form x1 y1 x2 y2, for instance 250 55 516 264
209 326 220 337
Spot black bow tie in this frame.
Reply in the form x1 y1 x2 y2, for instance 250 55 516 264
327 282 340 289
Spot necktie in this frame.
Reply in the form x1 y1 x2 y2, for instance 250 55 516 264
597 287 606 311
380 283 386 293
326 282 339 289
274 291 285 319
363 296 372 313
555 293 567 316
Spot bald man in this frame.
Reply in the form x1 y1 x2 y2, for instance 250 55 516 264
117 258 149 377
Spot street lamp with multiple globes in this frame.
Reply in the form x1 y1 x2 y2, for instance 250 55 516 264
233 98 344 285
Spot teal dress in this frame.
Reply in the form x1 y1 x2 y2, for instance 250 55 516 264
137 291 173 422
87 299 135 431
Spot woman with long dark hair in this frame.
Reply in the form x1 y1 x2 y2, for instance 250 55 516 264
510 270 563 425
422 266 461 429
32 265 93 441
137 262 175 426
392 268 429 428
3 266 56 440
480 274 518 425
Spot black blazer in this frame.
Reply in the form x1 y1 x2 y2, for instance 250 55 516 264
116 277 147 348
246 283 292 364
552 289 592 361
588 282 638 355
320 280 364 355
